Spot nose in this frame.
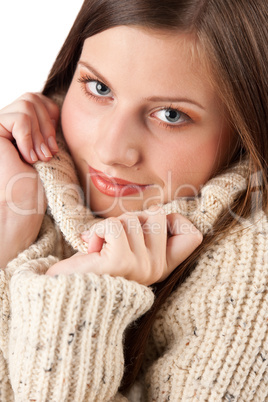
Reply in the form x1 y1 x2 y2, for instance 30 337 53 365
93 107 141 167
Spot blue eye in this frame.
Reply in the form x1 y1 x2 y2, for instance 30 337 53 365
154 108 187 125
164 109 181 123
86 80 111 97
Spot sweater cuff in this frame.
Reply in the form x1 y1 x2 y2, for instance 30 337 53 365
8 270 154 401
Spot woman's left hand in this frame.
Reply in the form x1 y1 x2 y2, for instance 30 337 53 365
46 208 202 286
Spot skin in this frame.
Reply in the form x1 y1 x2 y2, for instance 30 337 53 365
0 26 231 283
61 26 235 218
0 93 58 267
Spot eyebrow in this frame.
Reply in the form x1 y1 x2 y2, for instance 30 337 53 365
143 95 205 110
78 60 205 110
78 61 114 90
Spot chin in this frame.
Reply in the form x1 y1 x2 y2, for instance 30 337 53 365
88 196 162 218
88 201 142 218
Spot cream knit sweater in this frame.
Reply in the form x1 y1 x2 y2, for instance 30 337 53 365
0 125 267 401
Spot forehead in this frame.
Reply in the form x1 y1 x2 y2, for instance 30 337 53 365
81 25 205 73
80 26 215 104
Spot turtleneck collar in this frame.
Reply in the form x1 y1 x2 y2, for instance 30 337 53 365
34 93 249 252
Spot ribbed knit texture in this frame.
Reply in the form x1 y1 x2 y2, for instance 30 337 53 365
35 128 102 254
9 271 151 401
0 96 267 400
140 210 268 401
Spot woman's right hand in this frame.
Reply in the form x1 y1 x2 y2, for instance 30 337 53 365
0 93 60 267
0 92 60 163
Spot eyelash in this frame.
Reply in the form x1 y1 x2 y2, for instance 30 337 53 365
78 74 193 129
153 108 192 130
78 74 112 103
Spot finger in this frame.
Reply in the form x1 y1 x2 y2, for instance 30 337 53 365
46 252 108 276
164 214 203 279
141 207 167 256
0 97 52 160
81 215 144 254
0 93 58 162
19 93 59 155
125 207 166 283
89 218 130 254
166 213 202 239
1 92 59 135
0 118 14 141
12 100 52 162
117 214 146 256
32 93 60 123
49 219 132 277
45 252 88 276
0 112 37 164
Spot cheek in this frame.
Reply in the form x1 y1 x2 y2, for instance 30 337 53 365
159 132 231 197
61 100 91 155
189 123 233 172
61 94 77 146
194 138 222 171
61 91 106 151
62 96 84 140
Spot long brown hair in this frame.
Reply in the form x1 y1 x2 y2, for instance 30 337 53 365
43 0 268 391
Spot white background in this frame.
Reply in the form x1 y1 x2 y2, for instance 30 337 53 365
0 1 84 109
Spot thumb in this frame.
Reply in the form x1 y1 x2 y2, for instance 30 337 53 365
46 251 103 276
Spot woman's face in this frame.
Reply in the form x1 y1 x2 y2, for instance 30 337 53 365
62 26 235 218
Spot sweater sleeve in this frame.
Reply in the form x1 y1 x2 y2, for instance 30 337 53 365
7 269 154 402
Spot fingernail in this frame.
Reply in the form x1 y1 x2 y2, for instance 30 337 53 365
30 149 38 163
41 143 52 158
48 136 59 152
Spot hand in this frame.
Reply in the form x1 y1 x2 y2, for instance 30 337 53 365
0 92 58 266
0 92 59 163
46 208 203 286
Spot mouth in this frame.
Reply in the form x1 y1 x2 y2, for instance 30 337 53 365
89 166 150 197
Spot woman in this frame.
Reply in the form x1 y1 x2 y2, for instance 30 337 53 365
0 0 267 400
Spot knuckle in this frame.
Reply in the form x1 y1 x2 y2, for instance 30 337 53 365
17 112 31 128
127 214 140 226
139 271 150 285
117 212 129 221
192 229 203 246
19 99 34 114
40 96 59 117
107 216 121 225
122 212 138 219
147 206 165 217
106 217 122 235
19 92 37 106
21 92 38 102
19 92 31 100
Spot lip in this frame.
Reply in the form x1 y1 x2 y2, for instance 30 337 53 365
89 166 150 197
